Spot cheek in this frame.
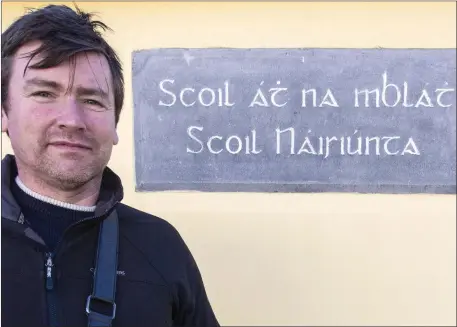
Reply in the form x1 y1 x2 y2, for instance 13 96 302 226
87 115 117 145
11 96 52 121
6 105 53 159
8 104 49 138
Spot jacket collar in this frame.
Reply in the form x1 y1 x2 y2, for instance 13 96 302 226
1 154 124 222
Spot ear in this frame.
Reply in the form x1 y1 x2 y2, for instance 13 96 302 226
1 107 8 133
113 129 119 146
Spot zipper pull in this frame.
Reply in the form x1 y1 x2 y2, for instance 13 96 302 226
45 253 54 290
18 213 25 224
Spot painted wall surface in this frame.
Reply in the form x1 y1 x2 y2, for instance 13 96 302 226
2 2 456 325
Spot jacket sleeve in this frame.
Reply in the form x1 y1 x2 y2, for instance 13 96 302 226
172 247 220 327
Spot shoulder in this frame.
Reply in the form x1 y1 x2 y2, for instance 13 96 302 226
116 202 175 228
114 202 191 260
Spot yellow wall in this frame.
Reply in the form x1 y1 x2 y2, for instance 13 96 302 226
2 2 456 325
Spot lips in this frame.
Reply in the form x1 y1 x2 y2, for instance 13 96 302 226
49 141 92 150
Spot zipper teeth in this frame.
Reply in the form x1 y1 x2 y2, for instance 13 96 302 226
47 293 58 327
45 252 57 327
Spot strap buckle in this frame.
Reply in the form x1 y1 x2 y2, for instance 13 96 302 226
86 295 117 319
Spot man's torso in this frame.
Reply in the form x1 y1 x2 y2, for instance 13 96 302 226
2 203 183 327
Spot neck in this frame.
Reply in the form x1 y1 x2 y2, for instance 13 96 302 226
15 176 97 211
16 169 101 207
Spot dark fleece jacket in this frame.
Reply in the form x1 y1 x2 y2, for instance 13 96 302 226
1 154 219 327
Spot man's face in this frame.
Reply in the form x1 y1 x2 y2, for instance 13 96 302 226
2 41 119 190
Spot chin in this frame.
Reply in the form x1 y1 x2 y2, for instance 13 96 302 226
41 158 105 189
49 169 99 190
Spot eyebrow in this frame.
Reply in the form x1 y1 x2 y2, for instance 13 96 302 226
76 86 110 101
24 77 63 91
23 77 110 101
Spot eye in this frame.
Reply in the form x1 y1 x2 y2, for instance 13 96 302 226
85 99 101 106
84 99 106 110
32 91 52 98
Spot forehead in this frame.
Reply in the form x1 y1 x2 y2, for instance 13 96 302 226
12 41 113 94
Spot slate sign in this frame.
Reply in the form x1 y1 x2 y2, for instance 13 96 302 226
132 48 456 193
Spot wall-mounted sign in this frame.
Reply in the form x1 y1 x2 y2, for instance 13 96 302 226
132 48 456 193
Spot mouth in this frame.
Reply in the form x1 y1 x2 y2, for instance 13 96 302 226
49 141 92 151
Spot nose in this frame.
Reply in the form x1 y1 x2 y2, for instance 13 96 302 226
56 98 87 131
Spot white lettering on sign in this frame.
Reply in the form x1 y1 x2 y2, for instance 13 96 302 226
354 71 455 108
158 79 234 107
275 127 420 157
185 125 421 157
157 71 455 109
186 126 262 155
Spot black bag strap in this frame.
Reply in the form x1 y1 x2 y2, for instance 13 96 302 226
86 209 119 327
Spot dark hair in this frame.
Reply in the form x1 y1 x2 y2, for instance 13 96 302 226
1 4 124 125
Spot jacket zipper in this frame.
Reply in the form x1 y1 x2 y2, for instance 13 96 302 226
45 252 58 327
40 203 119 327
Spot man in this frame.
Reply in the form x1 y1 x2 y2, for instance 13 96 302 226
1 4 219 327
